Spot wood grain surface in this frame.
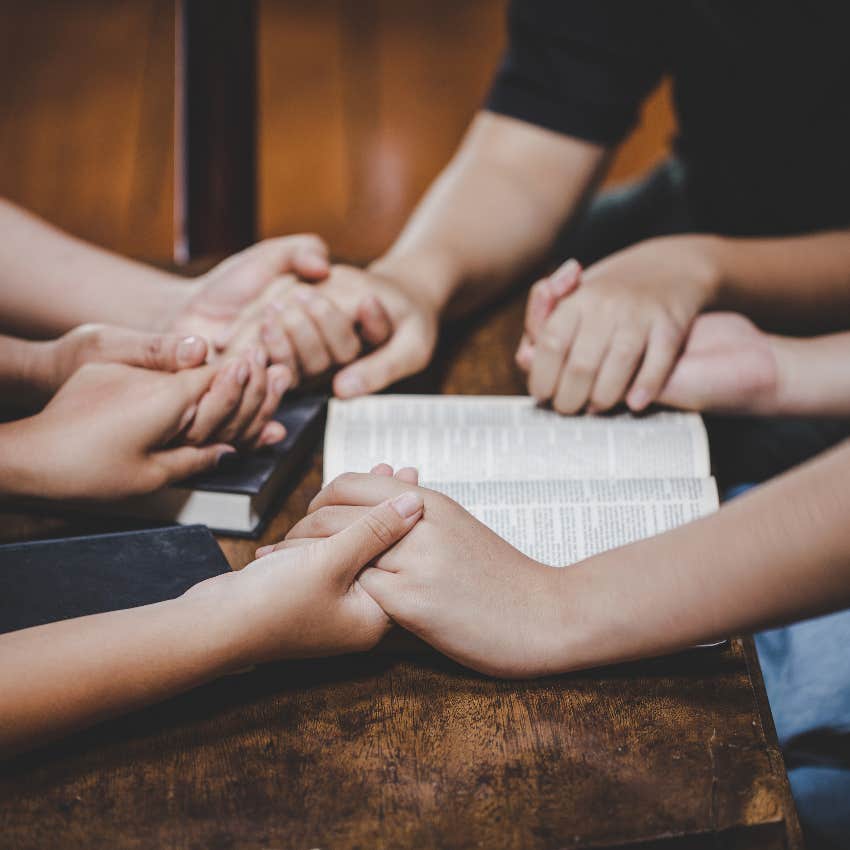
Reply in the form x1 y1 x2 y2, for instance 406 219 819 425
0 289 802 849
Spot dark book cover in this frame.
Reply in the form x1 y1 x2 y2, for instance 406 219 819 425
0 525 230 635
185 394 327 496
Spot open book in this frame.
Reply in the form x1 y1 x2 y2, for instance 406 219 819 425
324 395 718 566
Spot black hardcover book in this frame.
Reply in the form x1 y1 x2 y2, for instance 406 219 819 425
0 525 230 635
114 395 327 537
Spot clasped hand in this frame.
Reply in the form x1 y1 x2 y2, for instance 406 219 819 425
255 466 567 678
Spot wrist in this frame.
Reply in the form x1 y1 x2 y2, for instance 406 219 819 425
173 582 253 677
368 251 458 316
25 339 63 398
768 334 833 417
669 234 727 308
150 276 201 332
0 418 53 499
180 571 269 671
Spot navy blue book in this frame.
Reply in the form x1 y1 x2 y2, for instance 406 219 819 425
114 395 327 537
0 525 230 635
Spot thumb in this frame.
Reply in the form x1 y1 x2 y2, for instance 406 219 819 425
320 491 424 589
656 357 708 411
153 443 236 483
333 322 429 398
356 566 397 615
253 234 330 281
107 328 209 372
524 280 556 341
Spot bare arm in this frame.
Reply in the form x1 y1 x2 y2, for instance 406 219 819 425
372 111 607 317
0 493 423 757
0 593 240 757
316 112 606 397
0 199 186 337
559 440 850 671
709 230 850 331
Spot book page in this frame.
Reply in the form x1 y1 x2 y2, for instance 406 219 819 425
426 478 719 566
324 395 710 484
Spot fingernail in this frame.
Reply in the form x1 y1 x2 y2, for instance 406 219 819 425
255 545 273 558
549 259 581 298
177 336 203 366
391 491 424 519
263 422 286 444
335 371 364 398
294 289 314 304
236 362 249 385
516 339 533 368
253 347 267 367
273 374 290 395
628 388 650 411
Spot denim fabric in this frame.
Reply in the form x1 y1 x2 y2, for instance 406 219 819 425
756 616 850 849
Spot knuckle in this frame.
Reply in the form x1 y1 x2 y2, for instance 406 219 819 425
566 355 595 378
609 333 644 360
143 335 166 366
363 512 396 547
538 329 567 356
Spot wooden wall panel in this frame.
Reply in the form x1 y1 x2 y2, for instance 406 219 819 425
0 0 174 260
0 0 676 265
258 0 509 262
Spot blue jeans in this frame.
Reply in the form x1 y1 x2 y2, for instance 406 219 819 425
756 615 850 849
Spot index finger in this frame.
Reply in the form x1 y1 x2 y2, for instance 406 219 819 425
309 472 420 514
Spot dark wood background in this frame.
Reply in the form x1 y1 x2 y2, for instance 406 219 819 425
0 0 675 265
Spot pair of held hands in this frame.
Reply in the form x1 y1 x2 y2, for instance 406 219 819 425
203 465 553 679
214 231 778 418
27 231 777 502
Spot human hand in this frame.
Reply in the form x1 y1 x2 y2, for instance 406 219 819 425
517 235 722 414
319 265 440 398
169 236 331 348
31 324 209 400
657 312 779 415
226 263 436 396
199 485 425 664
279 469 564 678
10 358 288 500
221 269 393 388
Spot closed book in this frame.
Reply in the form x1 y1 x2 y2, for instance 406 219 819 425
111 395 327 536
0 524 230 635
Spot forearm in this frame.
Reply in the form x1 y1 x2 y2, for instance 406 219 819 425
0 199 190 337
556 441 850 672
769 331 850 416
707 228 850 331
0 587 245 757
0 334 54 409
371 112 606 317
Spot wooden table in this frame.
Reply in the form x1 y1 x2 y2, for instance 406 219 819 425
0 292 803 849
